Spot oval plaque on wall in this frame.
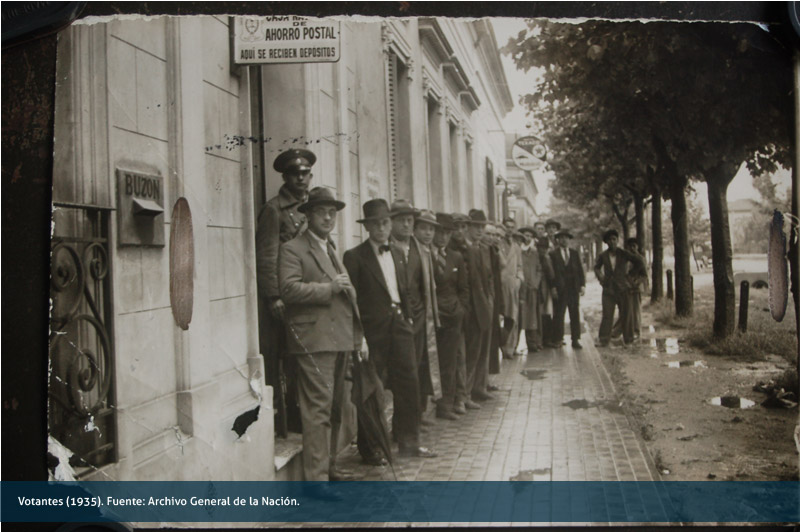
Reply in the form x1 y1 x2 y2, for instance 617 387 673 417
170 197 194 330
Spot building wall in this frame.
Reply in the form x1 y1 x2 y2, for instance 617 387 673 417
53 15 512 482
54 17 271 481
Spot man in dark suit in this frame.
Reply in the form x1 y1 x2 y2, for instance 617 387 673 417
411 209 443 420
594 229 646 346
548 229 586 349
431 213 470 419
343 199 438 459
463 209 496 402
279 187 362 492
256 148 315 436
448 213 481 412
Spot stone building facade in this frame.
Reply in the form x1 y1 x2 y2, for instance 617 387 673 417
50 15 512 481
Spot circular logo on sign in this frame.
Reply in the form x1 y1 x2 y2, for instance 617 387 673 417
512 136 546 171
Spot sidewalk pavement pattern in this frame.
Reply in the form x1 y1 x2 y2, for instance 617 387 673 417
268 312 663 526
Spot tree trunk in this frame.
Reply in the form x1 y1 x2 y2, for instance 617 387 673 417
706 164 738 338
669 176 693 316
633 191 646 250
651 191 664 303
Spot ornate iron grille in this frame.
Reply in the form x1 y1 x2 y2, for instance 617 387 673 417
49 203 116 475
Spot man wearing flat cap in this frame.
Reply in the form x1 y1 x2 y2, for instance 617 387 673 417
256 148 316 436
279 187 362 492
593 229 646 347
343 199 437 459
548 229 586 349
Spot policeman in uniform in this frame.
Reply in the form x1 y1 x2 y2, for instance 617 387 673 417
255 148 316 436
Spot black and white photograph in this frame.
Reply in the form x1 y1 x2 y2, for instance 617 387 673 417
3 1 799 528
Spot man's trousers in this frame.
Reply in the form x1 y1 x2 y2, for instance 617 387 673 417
295 351 346 481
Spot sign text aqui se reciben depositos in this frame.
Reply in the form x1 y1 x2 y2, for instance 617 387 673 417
232 16 341 64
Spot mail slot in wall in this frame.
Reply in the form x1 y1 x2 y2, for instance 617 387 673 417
117 168 165 247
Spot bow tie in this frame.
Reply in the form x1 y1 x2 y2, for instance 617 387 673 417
378 244 391 254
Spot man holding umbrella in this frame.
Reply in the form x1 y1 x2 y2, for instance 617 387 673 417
344 199 438 459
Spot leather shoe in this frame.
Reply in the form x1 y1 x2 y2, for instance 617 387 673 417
572 340 583 349
361 454 388 467
329 468 357 481
398 445 438 458
487 384 500 392
420 417 435 426
304 484 342 501
436 409 458 420
452 403 467 415
464 399 481 410
472 390 495 401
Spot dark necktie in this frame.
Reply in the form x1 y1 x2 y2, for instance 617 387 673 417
378 244 391 254
327 243 342 274
436 247 447 269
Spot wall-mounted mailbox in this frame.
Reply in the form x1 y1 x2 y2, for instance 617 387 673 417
117 168 165 247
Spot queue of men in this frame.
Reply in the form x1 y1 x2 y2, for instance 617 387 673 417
256 148 646 496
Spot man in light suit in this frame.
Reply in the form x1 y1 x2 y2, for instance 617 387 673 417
548 229 586 349
343 199 438 459
279 187 364 494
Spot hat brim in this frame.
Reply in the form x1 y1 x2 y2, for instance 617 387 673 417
298 200 346 214
389 209 419 218
415 218 441 228
556 232 574 239
356 214 391 223
467 220 489 225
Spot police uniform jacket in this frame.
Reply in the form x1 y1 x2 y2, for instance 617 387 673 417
256 185 307 300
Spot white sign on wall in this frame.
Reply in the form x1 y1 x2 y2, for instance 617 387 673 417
232 16 341 65
511 135 547 172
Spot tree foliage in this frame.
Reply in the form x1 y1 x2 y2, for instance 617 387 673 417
504 19 793 331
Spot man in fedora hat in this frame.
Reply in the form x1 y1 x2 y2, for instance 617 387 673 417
463 209 496 402
593 229 646 347
429 213 470 419
256 148 316 436
518 226 548 354
499 217 524 359
343 199 437 459
447 213 481 412
534 220 557 347
412 210 443 420
279 187 362 493
548 229 586 349
390 201 442 427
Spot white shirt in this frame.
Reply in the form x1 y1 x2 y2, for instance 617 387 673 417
609 250 617 270
561 247 570 264
369 239 402 304
307 229 329 254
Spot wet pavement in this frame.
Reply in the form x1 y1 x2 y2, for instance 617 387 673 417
333 319 658 484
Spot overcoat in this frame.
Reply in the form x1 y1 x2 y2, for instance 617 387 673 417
393 237 442 400
519 244 545 330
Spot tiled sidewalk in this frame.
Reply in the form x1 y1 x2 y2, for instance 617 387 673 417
264 320 666 527
335 325 657 483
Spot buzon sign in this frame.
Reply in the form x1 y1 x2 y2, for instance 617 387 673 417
232 16 340 64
